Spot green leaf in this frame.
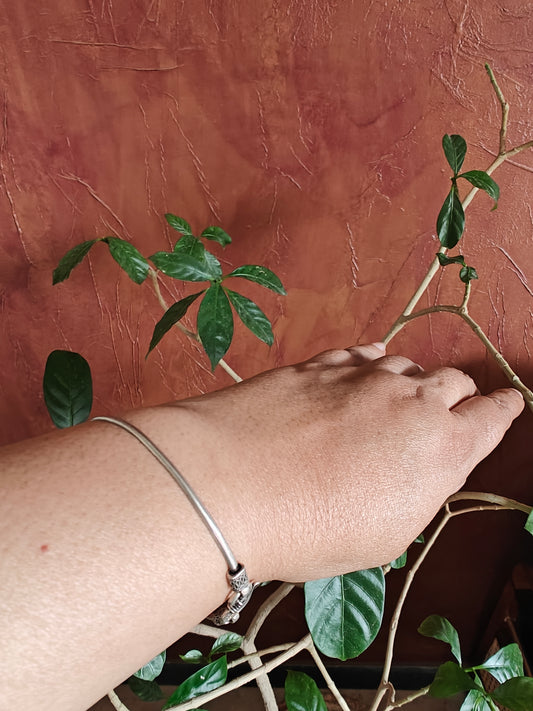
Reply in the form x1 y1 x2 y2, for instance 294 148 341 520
442 134 467 174
415 534 425 544
150 250 222 282
390 551 407 569
304 568 385 661
128 676 164 702
227 265 286 295
491 676 533 711
180 649 207 664
418 615 462 664
165 213 193 236
429 662 478 698
437 253 466 267
134 650 166 681
210 632 243 659
458 170 499 205
437 188 465 249
43 350 93 428
461 690 492 711
147 292 203 355
163 657 227 709
174 234 205 257
201 226 232 247
197 283 234 370
104 237 149 284
524 509 533 535
459 266 478 284
285 671 327 711
475 643 523 683
52 239 98 284
226 289 274 346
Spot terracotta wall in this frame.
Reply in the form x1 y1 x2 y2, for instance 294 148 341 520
1 1 532 663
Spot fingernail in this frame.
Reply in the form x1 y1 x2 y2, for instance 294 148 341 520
371 342 386 352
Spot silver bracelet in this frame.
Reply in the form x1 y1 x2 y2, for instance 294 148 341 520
92 415 256 625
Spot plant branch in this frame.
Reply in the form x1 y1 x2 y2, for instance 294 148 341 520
166 635 312 711
383 686 430 710
107 690 132 711
190 622 229 639
307 640 351 711
383 66 533 346
148 268 243 383
394 303 533 411
227 643 297 670
447 491 532 515
242 583 295 711
368 510 451 711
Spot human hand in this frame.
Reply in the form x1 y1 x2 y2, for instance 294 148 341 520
171 343 523 582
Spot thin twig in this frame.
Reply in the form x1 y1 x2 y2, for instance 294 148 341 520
383 686 430 710
307 640 351 711
107 690 132 711
167 635 312 711
242 582 295 711
368 510 451 711
190 622 229 639
447 491 532 515
227 643 297 670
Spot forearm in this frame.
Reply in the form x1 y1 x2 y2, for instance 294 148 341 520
0 404 260 711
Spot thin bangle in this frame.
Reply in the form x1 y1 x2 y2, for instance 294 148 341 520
92 415 256 625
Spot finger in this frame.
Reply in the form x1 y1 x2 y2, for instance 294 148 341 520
372 354 423 376
309 342 386 367
452 388 524 464
415 367 478 409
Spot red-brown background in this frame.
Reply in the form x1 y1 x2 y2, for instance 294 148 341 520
1 0 533 666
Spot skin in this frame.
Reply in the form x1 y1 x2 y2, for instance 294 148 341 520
0 343 524 710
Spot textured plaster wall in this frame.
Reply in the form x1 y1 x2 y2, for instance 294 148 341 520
1 1 533 663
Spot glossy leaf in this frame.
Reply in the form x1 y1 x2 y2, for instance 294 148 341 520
304 568 385 661
105 237 149 284
491 676 533 711
210 632 243 658
475 643 523 683
52 239 98 284
390 551 407 569
459 266 478 284
458 170 499 204
285 671 327 711
173 234 206 257
227 265 286 294
418 615 462 664
429 662 478 698
226 288 274 345
163 657 227 709
437 188 465 249
150 249 222 282
180 649 206 665
165 213 193 236
147 292 203 355
43 350 93 428
524 509 533 535
197 283 234 369
128 676 164 702
201 226 232 247
437 253 465 267
134 650 166 681
442 134 467 174
461 690 492 711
